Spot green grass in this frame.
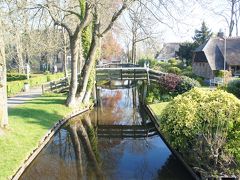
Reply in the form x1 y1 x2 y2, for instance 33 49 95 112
149 102 169 123
0 95 72 180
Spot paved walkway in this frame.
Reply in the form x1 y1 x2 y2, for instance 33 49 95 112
8 87 42 108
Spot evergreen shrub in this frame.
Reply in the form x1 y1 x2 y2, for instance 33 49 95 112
160 88 240 176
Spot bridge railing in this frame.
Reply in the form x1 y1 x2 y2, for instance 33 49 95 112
96 63 140 68
41 77 69 94
96 67 167 82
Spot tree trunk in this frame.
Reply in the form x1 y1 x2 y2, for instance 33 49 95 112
77 27 99 103
66 36 79 107
15 32 24 73
0 20 8 128
68 124 83 178
77 120 102 176
229 0 235 37
62 31 68 78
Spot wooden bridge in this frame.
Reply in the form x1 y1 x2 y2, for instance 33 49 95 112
42 64 168 94
97 123 158 138
96 64 167 82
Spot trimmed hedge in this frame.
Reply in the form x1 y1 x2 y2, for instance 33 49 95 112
7 73 27 82
7 73 64 96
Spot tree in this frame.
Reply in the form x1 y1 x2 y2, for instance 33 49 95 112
193 21 212 46
178 42 198 66
101 32 123 61
0 18 8 128
210 0 240 36
76 1 130 103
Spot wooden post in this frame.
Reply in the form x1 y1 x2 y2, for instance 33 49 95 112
134 69 136 81
92 81 97 105
42 84 45 94
121 69 122 80
142 81 148 104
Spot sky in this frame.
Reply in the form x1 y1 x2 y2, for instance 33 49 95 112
160 0 234 42
115 0 239 55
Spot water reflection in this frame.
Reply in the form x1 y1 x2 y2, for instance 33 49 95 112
20 84 195 180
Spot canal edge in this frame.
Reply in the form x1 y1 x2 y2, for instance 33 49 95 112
11 107 90 180
144 105 200 180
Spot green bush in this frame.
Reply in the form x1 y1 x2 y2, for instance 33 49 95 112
214 70 228 77
160 88 240 177
167 67 182 75
7 73 64 96
227 79 240 98
7 80 26 96
175 76 200 94
168 58 177 65
7 73 27 81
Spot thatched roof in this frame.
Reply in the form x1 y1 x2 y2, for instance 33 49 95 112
194 37 240 70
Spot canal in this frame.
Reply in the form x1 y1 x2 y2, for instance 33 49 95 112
20 81 195 180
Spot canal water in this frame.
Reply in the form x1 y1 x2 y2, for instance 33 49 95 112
20 83 195 180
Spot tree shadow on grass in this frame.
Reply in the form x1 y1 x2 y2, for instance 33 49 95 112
8 107 64 129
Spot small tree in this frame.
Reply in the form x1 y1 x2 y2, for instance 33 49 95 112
193 21 212 46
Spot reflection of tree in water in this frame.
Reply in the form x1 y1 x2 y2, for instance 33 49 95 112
99 88 142 125
99 90 124 125
98 138 158 179
21 113 105 180
157 154 195 180
66 114 104 179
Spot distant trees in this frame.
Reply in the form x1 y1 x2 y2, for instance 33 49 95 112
178 21 212 65
101 32 123 62
193 21 212 46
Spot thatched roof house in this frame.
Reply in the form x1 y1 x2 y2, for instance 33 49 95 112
192 36 240 79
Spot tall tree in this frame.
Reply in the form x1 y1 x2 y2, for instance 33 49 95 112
76 1 129 103
193 21 212 46
0 18 8 128
40 0 92 107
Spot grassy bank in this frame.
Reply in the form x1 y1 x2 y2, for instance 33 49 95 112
0 95 71 180
149 102 169 122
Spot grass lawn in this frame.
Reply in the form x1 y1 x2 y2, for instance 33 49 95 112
149 102 169 123
0 95 72 180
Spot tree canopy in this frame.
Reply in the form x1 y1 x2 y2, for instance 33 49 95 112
193 21 212 46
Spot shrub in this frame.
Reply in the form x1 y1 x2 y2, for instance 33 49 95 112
138 57 158 68
168 58 177 65
167 67 182 75
175 76 200 94
160 88 240 177
46 73 64 82
7 73 27 81
227 79 240 98
158 73 182 92
7 73 64 96
7 80 26 96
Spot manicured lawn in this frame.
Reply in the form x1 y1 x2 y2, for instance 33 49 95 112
0 95 72 180
149 102 169 122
